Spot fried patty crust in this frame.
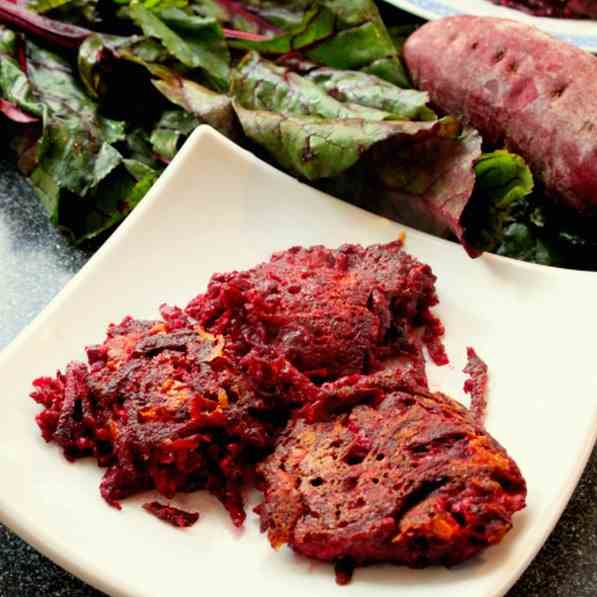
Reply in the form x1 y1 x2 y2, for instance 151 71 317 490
186 241 446 381
258 375 526 568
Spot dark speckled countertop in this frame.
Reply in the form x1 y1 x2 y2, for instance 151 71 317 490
0 158 595 597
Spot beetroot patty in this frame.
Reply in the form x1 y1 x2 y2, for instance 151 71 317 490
186 240 446 381
32 311 315 526
258 377 526 568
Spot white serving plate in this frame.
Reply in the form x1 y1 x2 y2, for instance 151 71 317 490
387 0 597 52
1 126 596 597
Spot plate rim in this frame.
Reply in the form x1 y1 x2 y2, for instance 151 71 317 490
386 0 597 51
0 125 596 597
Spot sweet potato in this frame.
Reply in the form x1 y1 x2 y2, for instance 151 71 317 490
403 16 597 212
492 0 597 18
571 0 597 17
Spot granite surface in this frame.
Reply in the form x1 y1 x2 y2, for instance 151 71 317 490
0 158 595 597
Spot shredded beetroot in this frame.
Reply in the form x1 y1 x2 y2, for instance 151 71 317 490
334 559 354 586
421 309 449 366
143 502 199 528
463 347 489 425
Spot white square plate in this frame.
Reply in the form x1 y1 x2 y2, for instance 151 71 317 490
1 126 596 597
387 0 597 52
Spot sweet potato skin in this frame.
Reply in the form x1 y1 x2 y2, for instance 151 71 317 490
403 16 597 211
493 0 597 18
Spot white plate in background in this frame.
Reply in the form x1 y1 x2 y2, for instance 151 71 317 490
0 126 596 597
387 0 597 52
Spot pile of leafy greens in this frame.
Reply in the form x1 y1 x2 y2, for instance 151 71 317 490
0 0 595 268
